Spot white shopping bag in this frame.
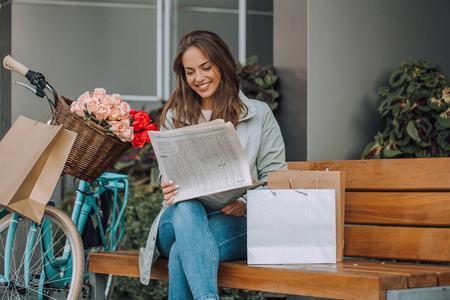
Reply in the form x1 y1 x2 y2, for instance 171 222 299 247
247 189 336 265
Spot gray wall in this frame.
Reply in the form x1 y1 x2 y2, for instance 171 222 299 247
0 0 11 139
2 0 273 132
10 1 159 120
308 0 450 161
274 0 450 162
273 0 307 161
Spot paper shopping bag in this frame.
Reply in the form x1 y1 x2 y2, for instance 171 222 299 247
247 189 336 265
0 116 76 223
268 170 345 261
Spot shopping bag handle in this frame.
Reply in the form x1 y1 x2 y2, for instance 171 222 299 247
270 189 308 196
289 176 319 189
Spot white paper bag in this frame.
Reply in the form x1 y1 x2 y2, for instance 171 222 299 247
247 189 336 265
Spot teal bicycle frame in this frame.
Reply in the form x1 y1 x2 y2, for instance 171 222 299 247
0 172 129 298
72 172 128 254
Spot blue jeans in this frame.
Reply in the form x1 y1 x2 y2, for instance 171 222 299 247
156 200 247 300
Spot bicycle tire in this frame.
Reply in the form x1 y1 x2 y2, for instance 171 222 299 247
0 205 85 300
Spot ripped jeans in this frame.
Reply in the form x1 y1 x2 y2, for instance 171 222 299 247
156 200 247 300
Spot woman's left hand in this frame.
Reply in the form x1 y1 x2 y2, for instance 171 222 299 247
220 199 246 217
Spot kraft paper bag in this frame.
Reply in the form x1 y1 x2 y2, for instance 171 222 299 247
268 170 345 261
247 189 336 265
0 116 76 223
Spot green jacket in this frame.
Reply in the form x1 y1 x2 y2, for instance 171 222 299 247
139 92 287 284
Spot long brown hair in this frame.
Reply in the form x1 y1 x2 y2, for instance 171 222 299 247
160 30 247 129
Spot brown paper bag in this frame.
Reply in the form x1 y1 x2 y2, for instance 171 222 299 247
268 170 345 261
0 116 76 223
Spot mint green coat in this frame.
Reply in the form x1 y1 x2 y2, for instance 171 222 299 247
139 92 287 284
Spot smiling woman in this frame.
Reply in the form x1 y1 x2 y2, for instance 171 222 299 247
139 30 287 300
161 30 247 128
182 47 221 109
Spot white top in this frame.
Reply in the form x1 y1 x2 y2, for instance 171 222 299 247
201 110 213 122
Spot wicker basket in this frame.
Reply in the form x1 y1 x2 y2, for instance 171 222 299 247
53 96 132 183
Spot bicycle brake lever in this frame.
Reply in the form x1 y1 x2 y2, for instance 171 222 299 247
23 71 47 98
13 81 50 101
13 81 37 94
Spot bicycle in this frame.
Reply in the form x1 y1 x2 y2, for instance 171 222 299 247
1 56 130 300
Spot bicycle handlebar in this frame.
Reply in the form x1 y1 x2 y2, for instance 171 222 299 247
2 55 56 100
3 55 29 77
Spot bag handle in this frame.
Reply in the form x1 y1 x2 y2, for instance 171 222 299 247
35 109 56 127
289 176 319 189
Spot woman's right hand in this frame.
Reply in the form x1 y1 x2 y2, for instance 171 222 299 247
161 180 179 205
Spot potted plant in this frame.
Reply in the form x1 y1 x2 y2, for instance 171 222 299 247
362 58 450 159
237 55 280 110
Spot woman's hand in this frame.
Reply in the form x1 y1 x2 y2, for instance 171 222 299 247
161 180 179 205
220 199 246 217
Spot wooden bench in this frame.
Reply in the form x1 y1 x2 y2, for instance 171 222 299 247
89 157 450 300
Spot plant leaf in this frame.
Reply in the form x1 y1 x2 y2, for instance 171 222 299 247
436 115 450 129
390 69 406 87
245 55 258 66
383 147 403 158
406 121 421 142
437 130 450 150
264 74 278 87
254 77 265 88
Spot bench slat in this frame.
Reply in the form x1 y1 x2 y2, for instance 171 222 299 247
89 251 408 300
219 260 406 300
296 261 437 288
88 251 140 278
344 259 450 286
288 158 450 191
346 192 450 226
345 225 450 262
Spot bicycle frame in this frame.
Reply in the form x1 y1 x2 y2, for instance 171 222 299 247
72 173 129 253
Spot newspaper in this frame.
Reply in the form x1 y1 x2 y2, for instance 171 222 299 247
149 119 264 211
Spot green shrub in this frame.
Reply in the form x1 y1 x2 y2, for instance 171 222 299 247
362 58 450 159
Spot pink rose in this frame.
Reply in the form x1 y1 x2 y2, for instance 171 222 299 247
102 95 115 107
84 97 99 114
71 101 85 117
108 120 126 133
94 103 111 121
120 117 131 127
118 125 133 142
111 94 123 106
118 101 131 114
77 92 91 106
108 106 125 121
92 88 107 101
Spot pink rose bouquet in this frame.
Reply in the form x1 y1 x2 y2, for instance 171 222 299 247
70 88 158 148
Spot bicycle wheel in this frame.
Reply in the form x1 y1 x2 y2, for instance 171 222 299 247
0 206 84 300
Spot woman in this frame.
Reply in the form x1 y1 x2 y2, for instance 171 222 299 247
139 30 286 299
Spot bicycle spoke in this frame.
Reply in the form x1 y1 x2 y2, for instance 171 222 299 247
0 207 83 300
